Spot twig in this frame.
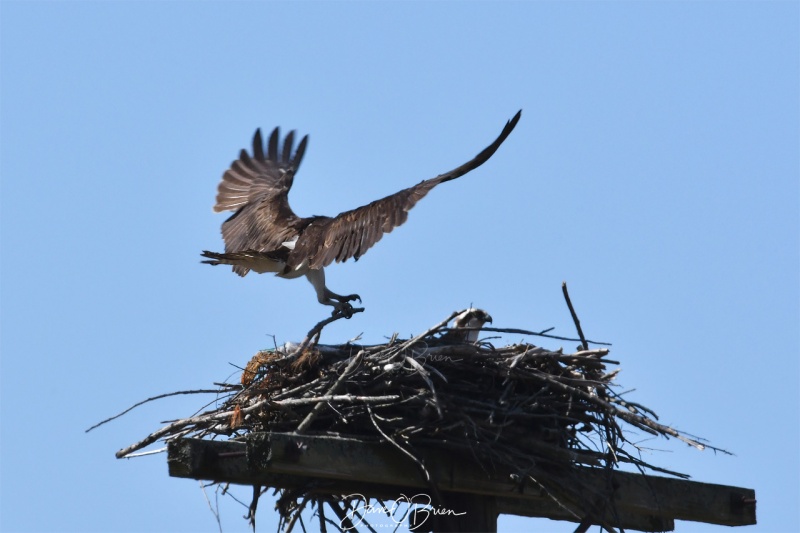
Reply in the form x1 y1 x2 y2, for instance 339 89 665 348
121 447 167 458
285 496 311 533
277 394 399 407
478 326 611 346
296 352 364 433
327 499 357 532
115 398 268 458
368 405 451 531
246 485 261 531
382 310 462 361
404 356 443 419
290 309 366 363
199 480 223 533
367 404 431 485
562 282 588 350
317 498 328 533
85 388 227 433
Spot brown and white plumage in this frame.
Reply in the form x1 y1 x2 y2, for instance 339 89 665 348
202 111 521 317
446 308 494 343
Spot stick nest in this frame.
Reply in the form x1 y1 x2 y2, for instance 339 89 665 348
111 307 725 531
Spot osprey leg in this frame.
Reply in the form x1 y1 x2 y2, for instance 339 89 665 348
305 269 361 317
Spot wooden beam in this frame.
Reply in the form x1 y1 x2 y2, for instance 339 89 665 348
495 497 673 532
167 433 755 531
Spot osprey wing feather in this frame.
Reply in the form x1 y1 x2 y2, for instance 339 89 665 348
203 111 521 317
290 110 522 270
213 127 307 213
212 127 309 274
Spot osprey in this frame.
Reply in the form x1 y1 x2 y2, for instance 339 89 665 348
202 111 521 317
445 308 494 343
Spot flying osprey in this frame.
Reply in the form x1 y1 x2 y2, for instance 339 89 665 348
202 111 521 317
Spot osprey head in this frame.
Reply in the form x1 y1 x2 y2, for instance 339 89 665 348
453 308 493 328
450 308 493 343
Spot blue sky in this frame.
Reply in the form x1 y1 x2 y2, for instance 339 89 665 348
1 1 797 532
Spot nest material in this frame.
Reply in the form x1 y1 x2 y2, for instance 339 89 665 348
112 308 723 531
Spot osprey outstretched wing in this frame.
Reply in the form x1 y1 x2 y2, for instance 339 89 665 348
202 111 521 317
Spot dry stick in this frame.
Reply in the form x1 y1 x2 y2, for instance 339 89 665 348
479 326 611 347
575 514 619 533
614 450 691 479
317 498 328 533
246 485 261 531
366 405 429 483
561 281 684 533
560 283 617 533
562 282 588 351
382 310 462 361
521 365 713 451
279 394 399 407
296 351 365 433
117 408 245 458
284 496 311 533
121 447 168 458
271 378 324 401
366 404 441 505
327 500 357 532
404 356 444 419
291 309 366 361
85 389 227 433
420 360 449 384
116 318 367 455
199 480 223 533
116 395 277 458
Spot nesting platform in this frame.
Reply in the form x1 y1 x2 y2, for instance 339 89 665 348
113 309 756 532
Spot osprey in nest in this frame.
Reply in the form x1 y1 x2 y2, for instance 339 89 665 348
202 111 521 317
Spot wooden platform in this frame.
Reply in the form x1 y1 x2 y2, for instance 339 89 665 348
167 432 756 532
